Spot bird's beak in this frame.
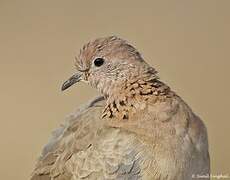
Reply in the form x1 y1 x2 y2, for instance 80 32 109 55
61 72 82 91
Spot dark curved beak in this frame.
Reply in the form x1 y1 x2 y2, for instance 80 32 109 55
61 73 82 91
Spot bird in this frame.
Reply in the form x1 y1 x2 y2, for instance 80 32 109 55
31 36 210 180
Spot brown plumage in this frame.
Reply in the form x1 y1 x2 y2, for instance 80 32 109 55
31 36 210 180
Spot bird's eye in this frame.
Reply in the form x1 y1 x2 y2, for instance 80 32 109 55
94 58 104 67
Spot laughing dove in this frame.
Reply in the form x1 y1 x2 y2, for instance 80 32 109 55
31 36 210 180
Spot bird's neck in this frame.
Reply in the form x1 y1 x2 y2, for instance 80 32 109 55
101 74 172 120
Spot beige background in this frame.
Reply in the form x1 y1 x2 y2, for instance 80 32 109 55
0 0 229 179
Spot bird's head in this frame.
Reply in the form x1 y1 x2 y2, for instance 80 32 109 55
62 36 157 97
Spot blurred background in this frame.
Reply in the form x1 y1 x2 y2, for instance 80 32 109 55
0 0 229 179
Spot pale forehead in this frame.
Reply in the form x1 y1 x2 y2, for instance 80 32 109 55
75 36 141 69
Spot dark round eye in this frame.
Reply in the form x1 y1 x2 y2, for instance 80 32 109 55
94 58 104 67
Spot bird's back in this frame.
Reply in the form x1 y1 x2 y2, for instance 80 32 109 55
31 96 150 180
31 94 209 180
